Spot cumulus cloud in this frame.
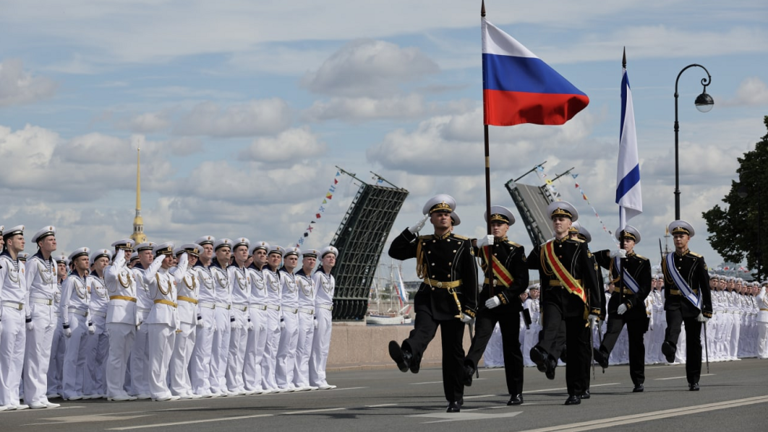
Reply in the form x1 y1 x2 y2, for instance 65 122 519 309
239 127 327 164
301 40 439 97
0 59 57 107
174 99 292 137
723 77 768 107
303 94 427 122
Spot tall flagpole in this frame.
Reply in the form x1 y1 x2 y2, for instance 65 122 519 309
619 48 627 340
481 1 492 237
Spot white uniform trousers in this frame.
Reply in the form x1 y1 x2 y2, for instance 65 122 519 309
0 307 26 407
309 307 333 387
276 311 299 389
23 303 55 406
147 323 175 399
226 307 248 392
106 322 135 399
244 307 268 391
169 322 195 396
47 313 66 396
261 308 281 390
211 307 231 393
189 307 215 396
757 323 768 359
83 314 109 397
61 313 88 400
293 310 315 388
130 309 151 396
729 314 741 360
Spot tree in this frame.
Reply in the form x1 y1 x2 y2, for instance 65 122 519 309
703 115 768 282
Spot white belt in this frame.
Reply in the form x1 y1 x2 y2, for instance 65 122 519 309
232 303 248 312
266 304 280 311
91 311 107 318
138 307 151 313
318 304 333 311
298 308 314 315
284 307 298 314
249 303 268 311
2 301 24 310
199 302 217 309
215 303 231 310
68 307 88 317
31 297 54 306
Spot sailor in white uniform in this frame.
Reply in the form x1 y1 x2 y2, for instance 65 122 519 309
83 249 111 399
244 241 270 394
309 246 338 390
169 244 201 399
22 226 61 409
276 246 301 391
0 226 29 411
59 247 91 401
189 236 217 397
226 238 251 395
210 238 233 397
294 248 318 391
130 242 155 399
261 245 284 392
47 253 68 399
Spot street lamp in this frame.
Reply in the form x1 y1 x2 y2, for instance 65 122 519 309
674 64 714 219
738 184 763 282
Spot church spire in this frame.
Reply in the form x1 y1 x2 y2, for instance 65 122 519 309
130 147 147 243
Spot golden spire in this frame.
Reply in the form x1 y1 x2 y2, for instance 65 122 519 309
130 147 147 243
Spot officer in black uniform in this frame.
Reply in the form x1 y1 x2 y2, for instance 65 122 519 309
463 205 528 406
593 225 651 392
387 194 478 413
661 220 712 391
527 201 600 405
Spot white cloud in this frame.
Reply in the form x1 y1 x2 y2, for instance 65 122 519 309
303 94 427 122
723 77 768 107
301 40 439 97
239 127 326 164
0 59 57 107
118 111 171 133
173 99 292 137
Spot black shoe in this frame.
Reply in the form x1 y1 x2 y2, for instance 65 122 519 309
507 394 523 405
463 365 474 387
530 346 548 373
446 401 461 412
388 341 409 373
545 357 557 380
579 390 590 399
409 356 421 374
689 383 700 391
593 348 609 369
633 384 644 393
662 341 676 363
564 395 581 405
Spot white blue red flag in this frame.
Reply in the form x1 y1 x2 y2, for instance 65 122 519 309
616 56 642 229
481 18 589 126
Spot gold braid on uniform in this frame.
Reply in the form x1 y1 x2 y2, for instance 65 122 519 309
540 248 554 277
416 239 427 279
608 259 621 284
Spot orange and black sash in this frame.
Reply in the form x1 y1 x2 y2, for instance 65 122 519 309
480 246 514 288
543 241 587 304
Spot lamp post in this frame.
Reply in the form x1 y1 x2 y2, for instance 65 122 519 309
738 185 763 282
674 64 714 219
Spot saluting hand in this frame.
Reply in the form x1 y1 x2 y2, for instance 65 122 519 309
408 214 430 234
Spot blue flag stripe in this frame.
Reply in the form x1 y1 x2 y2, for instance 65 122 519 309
616 164 640 203
620 71 630 141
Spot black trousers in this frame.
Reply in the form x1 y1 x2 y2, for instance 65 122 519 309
664 309 703 384
601 314 649 385
403 309 466 402
465 308 523 395
537 302 590 396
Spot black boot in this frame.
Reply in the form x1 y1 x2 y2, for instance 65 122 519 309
463 364 475 387
447 401 461 412
388 341 410 373
507 394 523 405
661 341 676 363
564 395 581 405
545 356 557 380
530 346 548 373
579 389 590 399
689 382 700 391
633 383 644 392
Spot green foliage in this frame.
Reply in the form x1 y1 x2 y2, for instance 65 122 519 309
703 116 768 281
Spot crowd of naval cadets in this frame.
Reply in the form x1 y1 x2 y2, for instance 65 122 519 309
388 195 768 412
0 225 339 410
1 202 767 415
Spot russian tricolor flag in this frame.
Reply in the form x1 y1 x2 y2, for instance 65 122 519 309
482 18 589 126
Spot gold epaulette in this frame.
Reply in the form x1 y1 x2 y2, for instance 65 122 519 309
570 237 585 243
418 235 431 241
688 251 702 258
451 234 469 240
505 240 522 248
635 254 648 261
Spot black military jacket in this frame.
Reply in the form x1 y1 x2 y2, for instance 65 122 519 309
527 237 601 318
595 250 651 320
661 249 712 318
389 228 478 321
476 238 529 312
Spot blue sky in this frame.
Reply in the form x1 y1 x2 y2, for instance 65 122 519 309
1 0 766 278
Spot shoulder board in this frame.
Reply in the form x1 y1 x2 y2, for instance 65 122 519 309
451 234 469 240
688 251 702 258
418 235 432 241
634 254 648 261
504 240 522 248
568 238 585 243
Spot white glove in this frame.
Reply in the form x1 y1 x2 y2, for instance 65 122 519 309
230 317 237 329
485 296 501 309
313 318 318 329
203 321 212 330
588 314 598 328
247 320 254 331
280 318 286 329
476 235 495 249
697 313 710 323
196 316 204 327
609 249 627 259
26 321 34 331
88 323 95 334
408 214 430 234
617 304 628 315
64 327 72 338
460 314 474 324
274 324 281 334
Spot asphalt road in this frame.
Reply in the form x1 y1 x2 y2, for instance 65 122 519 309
4 358 767 432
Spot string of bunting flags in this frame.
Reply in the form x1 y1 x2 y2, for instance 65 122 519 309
569 173 617 244
295 170 341 247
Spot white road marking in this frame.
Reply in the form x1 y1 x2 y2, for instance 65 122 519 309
410 381 444 385
365 403 398 407
411 411 522 424
107 414 274 430
526 383 620 393
464 394 503 399
515 395 768 432
23 413 151 425
655 374 714 381
282 407 346 415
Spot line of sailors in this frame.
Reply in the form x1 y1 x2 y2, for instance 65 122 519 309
0 225 340 411
484 275 768 368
